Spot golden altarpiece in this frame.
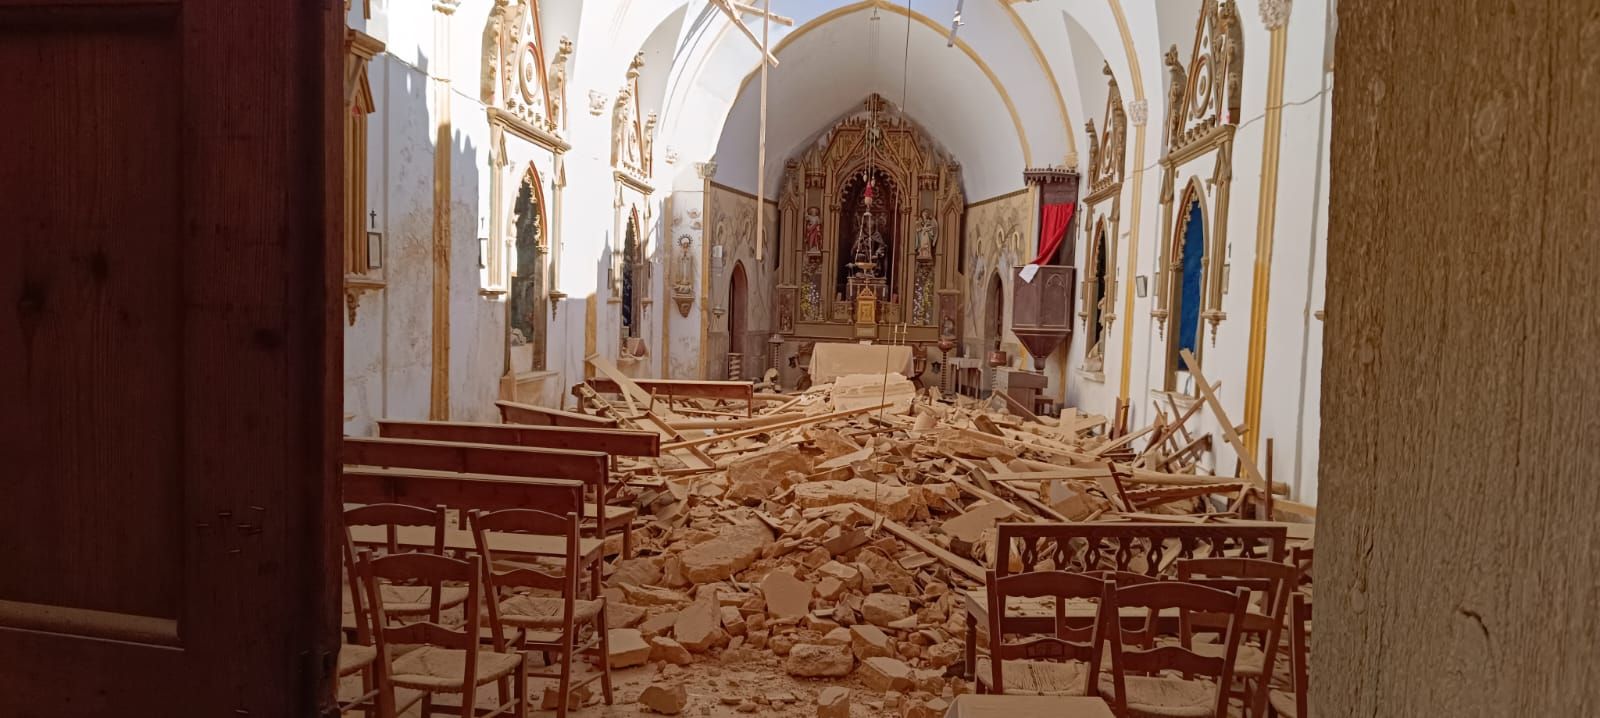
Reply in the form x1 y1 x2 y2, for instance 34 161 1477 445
773 95 965 356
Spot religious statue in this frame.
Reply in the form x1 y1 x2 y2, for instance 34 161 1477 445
850 199 886 276
670 235 695 318
914 209 938 261
614 90 639 168
672 235 694 294
803 206 823 256
548 36 572 130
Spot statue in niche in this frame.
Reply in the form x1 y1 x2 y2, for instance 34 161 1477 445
849 198 886 276
670 234 695 317
914 209 938 261
778 297 794 333
803 206 823 256
548 36 572 130
614 89 638 168
672 235 695 294
641 111 658 171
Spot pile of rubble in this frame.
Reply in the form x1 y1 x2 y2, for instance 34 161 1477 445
575 358 1311 716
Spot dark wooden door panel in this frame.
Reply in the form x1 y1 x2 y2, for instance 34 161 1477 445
0 1 338 715
0 10 184 624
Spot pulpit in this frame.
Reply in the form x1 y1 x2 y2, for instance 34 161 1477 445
1011 265 1076 370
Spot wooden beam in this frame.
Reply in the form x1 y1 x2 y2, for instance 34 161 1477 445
877 517 985 583
377 419 660 457
662 403 889 450
1179 350 1275 495
495 399 618 428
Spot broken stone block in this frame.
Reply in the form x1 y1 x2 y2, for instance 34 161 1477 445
938 500 1016 545
622 583 690 606
821 627 852 646
640 609 680 637
720 606 747 636
608 601 647 629
816 577 846 601
783 643 853 677
540 682 592 711
925 641 961 668
638 682 689 715
900 696 948 718
793 479 919 520
850 624 893 660
607 628 652 668
817 686 850 718
761 570 815 620
747 629 770 649
860 656 914 691
770 633 795 656
817 561 862 588
678 523 775 582
649 636 693 666
610 556 664 586
726 445 814 502
673 597 730 653
804 614 840 633
862 593 912 627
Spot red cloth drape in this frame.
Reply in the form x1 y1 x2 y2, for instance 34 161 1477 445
1029 202 1076 266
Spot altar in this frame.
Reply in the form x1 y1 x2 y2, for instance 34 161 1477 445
808 343 914 383
771 94 966 387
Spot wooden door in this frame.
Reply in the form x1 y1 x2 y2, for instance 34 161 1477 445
0 1 340 716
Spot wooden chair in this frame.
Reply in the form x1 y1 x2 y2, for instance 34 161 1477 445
471 509 613 718
344 503 468 620
1175 558 1298 717
1268 593 1310 718
358 550 528 718
1101 581 1251 718
979 569 1115 697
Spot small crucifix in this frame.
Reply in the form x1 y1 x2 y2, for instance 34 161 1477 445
369 210 377 229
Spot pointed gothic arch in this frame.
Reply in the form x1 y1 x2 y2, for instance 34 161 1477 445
509 164 549 371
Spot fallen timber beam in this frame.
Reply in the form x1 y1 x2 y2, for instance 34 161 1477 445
874 515 986 583
1006 460 1293 495
665 411 805 431
1179 349 1271 496
662 403 890 451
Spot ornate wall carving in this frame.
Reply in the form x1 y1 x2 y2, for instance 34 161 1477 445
483 0 554 132
775 94 964 349
1080 62 1127 369
613 52 651 179
1152 0 1244 387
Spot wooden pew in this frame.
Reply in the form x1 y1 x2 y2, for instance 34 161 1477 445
960 521 1290 680
495 399 618 429
586 377 756 416
341 436 635 556
376 419 659 460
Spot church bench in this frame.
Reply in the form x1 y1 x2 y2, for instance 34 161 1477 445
376 419 659 460
495 399 619 429
341 436 635 556
584 377 757 416
341 465 605 600
961 521 1289 679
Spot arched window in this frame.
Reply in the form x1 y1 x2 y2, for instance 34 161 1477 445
509 169 547 371
620 210 643 339
1084 222 1110 362
1168 193 1207 389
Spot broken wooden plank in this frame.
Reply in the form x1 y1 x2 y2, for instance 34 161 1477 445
662 403 890 451
1178 350 1276 495
876 516 985 583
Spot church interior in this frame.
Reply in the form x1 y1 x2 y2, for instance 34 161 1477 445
8 0 1598 716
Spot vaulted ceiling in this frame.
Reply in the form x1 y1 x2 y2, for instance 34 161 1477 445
584 0 1207 199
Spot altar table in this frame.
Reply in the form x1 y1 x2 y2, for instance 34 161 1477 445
807 343 913 383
